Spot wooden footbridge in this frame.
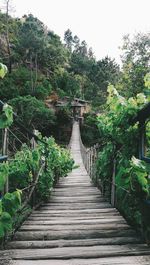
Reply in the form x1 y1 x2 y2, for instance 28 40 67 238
1 122 150 265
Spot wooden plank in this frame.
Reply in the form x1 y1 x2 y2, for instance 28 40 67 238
51 192 102 196
42 199 107 205
1 244 150 260
51 195 102 198
37 203 112 210
19 223 129 232
33 208 116 214
7 237 142 249
27 213 122 220
55 185 95 189
9 256 150 265
14 228 136 241
39 201 110 205
24 217 126 225
46 198 106 203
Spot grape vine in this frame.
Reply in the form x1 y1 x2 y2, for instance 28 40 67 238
95 74 150 242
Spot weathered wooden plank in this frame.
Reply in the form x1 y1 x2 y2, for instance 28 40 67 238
14 228 136 241
52 190 101 194
1 244 150 260
24 217 126 225
9 256 150 265
7 237 142 249
46 198 106 203
54 185 95 188
37 203 112 210
19 223 129 232
33 208 116 214
42 200 107 205
27 213 122 219
30 213 120 218
48 194 103 198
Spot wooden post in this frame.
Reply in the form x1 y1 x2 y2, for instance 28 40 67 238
2 128 9 193
139 122 145 159
89 148 92 177
111 159 116 207
87 149 89 174
85 149 87 171
89 149 91 175
102 180 105 197
31 135 36 206
31 136 36 149
91 147 94 178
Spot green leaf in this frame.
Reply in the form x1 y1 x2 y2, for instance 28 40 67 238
144 73 150 89
0 104 13 129
13 189 22 206
0 222 5 238
1 211 12 223
0 163 9 191
1 212 12 234
131 156 146 170
2 192 18 216
0 63 8 79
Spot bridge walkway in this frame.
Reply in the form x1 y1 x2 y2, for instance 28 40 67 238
1 122 150 265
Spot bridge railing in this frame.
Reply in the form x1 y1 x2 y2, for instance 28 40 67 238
79 115 150 208
0 99 50 208
0 100 74 244
79 106 150 243
79 137 113 200
0 129 46 209
79 125 99 177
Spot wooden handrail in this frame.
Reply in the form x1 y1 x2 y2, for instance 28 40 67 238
17 162 45 212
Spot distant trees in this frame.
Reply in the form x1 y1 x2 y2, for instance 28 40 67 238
118 33 150 97
9 96 56 132
0 9 149 141
63 29 120 106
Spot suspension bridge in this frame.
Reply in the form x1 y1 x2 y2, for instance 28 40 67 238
1 121 150 265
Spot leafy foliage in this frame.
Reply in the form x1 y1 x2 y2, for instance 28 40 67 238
0 104 13 129
0 63 8 79
0 163 9 191
0 102 74 242
80 112 100 146
95 79 150 241
0 133 74 241
118 33 150 97
9 96 55 133
0 190 22 239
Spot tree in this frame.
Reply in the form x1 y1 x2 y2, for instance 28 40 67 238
9 96 56 134
119 33 150 97
0 7 18 72
88 47 95 59
79 40 88 57
73 35 80 51
86 56 120 105
64 29 73 52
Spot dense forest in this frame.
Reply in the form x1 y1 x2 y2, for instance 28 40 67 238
0 9 149 144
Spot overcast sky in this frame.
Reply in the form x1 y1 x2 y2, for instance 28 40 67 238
3 0 150 65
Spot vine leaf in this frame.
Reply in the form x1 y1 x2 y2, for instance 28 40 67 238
0 163 9 191
0 104 13 129
0 63 8 79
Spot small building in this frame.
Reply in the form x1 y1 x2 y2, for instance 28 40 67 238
45 95 90 121
71 98 90 120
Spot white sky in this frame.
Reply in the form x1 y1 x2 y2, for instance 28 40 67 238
2 0 150 65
